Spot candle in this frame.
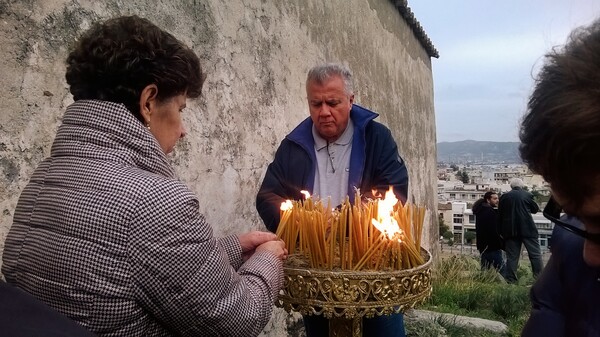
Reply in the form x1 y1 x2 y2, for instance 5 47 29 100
278 187 426 271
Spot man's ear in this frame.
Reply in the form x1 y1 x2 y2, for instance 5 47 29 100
349 94 355 105
139 84 159 125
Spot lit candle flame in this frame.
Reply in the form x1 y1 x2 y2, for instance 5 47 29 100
280 200 293 211
300 190 311 199
371 186 403 240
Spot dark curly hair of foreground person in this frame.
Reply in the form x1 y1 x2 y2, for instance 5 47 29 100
519 19 600 210
65 15 205 122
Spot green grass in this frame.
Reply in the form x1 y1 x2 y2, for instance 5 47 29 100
409 255 533 336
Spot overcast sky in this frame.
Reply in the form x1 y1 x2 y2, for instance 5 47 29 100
408 0 600 143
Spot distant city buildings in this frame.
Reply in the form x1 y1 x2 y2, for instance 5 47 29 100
437 163 553 250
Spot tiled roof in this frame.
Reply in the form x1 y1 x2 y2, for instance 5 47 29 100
391 0 439 58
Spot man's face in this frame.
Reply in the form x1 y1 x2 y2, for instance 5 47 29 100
553 186 600 267
307 75 354 142
488 194 499 207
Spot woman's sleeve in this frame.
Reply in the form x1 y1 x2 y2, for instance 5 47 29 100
129 180 283 337
217 235 244 270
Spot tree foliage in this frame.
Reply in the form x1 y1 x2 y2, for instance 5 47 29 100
438 215 449 236
464 231 476 244
456 170 470 183
531 190 550 204
443 230 454 240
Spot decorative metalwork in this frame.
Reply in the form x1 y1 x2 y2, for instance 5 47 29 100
277 248 432 320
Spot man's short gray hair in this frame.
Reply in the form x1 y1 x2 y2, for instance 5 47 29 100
306 63 354 95
510 178 525 188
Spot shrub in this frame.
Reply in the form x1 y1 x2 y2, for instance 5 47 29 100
421 255 531 335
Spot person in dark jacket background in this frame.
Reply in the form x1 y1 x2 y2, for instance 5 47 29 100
518 18 600 336
473 191 504 272
498 178 542 283
256 63 409 337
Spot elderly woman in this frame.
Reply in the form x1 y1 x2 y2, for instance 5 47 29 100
1 16 286 336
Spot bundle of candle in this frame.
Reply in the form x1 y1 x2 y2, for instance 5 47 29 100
275 187 426 271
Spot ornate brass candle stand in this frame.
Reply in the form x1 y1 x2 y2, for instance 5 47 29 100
277 248 432 337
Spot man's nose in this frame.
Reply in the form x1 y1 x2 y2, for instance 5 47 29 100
180 126 187 139
319 104 331 116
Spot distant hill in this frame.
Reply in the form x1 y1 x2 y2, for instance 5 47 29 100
437 140 521 164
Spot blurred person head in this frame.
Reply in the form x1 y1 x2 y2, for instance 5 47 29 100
520 18 600 266
306 63 355 142
65 15 205 154
509 178 525 189
484 191 499 207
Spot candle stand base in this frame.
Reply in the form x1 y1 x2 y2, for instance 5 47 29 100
277 248 432 337
329 316 361 337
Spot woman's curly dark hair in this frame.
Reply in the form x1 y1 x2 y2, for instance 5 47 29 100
66 15 205 122
520 18 600 210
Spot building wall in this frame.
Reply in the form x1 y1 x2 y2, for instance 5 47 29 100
0 1 437 335
441 189 486 204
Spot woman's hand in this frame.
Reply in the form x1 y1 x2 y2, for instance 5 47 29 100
255 239 288 261
238 231 287 261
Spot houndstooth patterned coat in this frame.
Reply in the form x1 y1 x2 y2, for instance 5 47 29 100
2 100 284 336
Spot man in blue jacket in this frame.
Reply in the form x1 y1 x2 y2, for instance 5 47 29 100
519 18 600 336
256 63 409 337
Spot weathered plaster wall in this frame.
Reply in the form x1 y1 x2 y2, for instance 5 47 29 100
0 0 437 335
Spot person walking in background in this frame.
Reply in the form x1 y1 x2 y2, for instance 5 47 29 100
2 16 287 336
518 18 600 336
498 178 542 283
473 191 504 272
256 63 409 337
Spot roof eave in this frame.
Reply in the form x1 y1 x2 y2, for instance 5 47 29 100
392 0 440 58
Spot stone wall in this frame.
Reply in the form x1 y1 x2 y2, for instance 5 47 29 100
0 0 438 335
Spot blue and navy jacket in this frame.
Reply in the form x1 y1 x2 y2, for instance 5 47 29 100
256 104 409 232
522 217 600 336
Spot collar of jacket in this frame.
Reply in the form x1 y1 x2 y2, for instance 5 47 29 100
285 104 378 154
285 104 378 201
51 99 174 178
